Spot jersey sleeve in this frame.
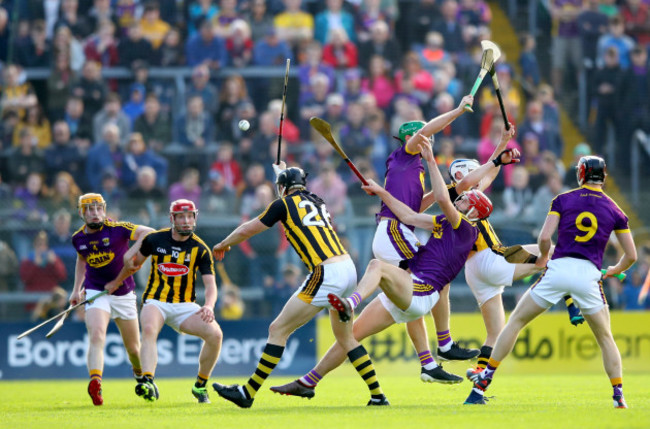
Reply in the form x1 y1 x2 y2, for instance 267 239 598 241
258 199 287 227
197 243 215 275
140 233 154 257
548 194 562 217
612 205 630 233
115 221 137 240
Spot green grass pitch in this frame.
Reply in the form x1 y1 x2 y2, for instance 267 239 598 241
2 371 648 429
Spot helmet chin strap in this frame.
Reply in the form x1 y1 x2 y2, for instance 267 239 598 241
175 228 194 236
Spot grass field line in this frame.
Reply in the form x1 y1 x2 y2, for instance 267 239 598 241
1 373 648 428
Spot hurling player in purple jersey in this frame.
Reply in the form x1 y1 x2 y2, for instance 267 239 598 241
466 156 637 408
70 193 153 406
373 94 479 380
271 135 493 400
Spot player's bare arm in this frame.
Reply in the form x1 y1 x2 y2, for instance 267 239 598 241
213 218 270 261
363 179 436 230
420 139 461 228
536 213 560 268
603 231 637 278
197 273 217 323
104 227 153 294
456 124 518 193
70 254 87 305
405 95 474 154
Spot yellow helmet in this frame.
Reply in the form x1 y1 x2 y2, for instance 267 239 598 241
78 193 106 217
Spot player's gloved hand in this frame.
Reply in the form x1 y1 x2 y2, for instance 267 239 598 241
272 161 287 178
493 148 520 167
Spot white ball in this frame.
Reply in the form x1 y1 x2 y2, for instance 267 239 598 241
238 119 250 131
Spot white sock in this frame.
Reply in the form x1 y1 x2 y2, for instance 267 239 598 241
299 376 316 387
423 362 438 371
439 342 452 352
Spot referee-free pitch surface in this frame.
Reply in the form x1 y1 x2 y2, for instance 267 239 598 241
2 373 647 428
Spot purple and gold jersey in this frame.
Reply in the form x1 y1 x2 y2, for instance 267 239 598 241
377 145 425 228
549 185 629 268
72 220 137 296
408 214 478 294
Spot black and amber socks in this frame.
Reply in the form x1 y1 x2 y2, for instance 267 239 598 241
243 343 284 399
348 345 384 400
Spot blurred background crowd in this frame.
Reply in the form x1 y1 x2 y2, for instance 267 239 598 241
0 0 649 321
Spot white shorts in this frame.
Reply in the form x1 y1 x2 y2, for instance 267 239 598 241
465 249 515 306
85 289 138 320
372 219 420 266
144 300 201 332
530 257 606 315
294 258 357 309
378 272 440 323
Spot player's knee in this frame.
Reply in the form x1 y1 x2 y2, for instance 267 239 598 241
87 326 106 344
268 319 290 340
141 322 159 338
367 258 383 273
205 324 223 344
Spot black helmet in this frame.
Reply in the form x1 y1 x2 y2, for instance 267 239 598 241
276 167 307 195
577 156 606 186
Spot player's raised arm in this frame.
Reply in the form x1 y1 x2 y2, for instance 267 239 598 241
363 179 436 230
420 136 461 227
456 124 519 193
603 231 637 278
405 95 474 155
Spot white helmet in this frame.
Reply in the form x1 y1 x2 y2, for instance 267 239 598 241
449 159 480 183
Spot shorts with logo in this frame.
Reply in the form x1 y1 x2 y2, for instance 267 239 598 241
144 299 201 333
530 257 606 315
465 249 515 306
85 289 138 320
294 258 357 309
378 272 440 323
372 219 420 266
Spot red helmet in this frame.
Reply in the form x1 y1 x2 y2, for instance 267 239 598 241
169 199 198 236
459 189 493 221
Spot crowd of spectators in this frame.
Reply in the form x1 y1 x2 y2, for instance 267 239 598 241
0 0 647 317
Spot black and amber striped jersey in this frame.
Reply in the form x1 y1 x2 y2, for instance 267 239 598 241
258 190 347 271
447 184 506 254
140 228 215 303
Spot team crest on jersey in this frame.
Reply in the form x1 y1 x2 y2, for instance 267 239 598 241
86 251 115 268
102 237 110 246
158 262 189 277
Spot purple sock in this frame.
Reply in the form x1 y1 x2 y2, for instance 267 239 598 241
418 350 434 367
437 330 452 348
299 370 322 387
613 384 623 397
348 292 362 309
484 363 498 379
